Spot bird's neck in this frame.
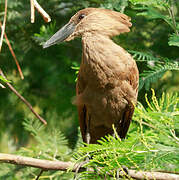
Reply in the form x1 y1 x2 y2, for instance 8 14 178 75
81 33 129 65
81 33 131 88
82 33 114 59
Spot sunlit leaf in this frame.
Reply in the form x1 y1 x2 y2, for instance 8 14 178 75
168 34 179 47
0 75 11 83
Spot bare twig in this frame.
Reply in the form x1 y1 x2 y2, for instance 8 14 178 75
30 0 35 23
0 153 74 171
34 0 51 22
0 153 179 180
0 69 47 125
168 0 178 35
170 129 179 143
0 82 5 88
0 0 7 52
0 21 24 80
35 169 44 180
127 169 179 180
30 0 51 23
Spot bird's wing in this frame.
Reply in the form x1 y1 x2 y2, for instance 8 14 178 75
76 73 87 142
119 100 135 139
119 63 139 139
128 62 139 96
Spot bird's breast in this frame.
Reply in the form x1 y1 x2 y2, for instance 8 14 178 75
79 33 138 103
81 34 135 89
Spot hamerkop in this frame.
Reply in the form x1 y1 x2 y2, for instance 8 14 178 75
43 8 139 144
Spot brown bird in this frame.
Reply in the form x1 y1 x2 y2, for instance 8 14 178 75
43 8 139 144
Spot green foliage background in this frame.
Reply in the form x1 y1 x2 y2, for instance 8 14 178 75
0 0 179 179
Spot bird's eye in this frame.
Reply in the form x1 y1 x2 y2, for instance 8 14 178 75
78 14 85 20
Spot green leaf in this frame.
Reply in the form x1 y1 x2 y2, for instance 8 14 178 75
33 22 57 45
0 75 11 83
75 90 179 178
100 0 128 13
129 50 160 61
137 7 173 27
168 34 179 47
139 61 179 90
129 0 169 9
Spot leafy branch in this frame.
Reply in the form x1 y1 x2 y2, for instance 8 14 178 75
129 0 179 47
0 89 178 179
0 69 47 125
129 50 160 62
0 153 179 180
73 90 179 179
139 61 179 90
30 0 51 23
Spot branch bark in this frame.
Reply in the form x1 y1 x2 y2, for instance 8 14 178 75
30 0 51 23
0 153 74 171
34 0 51 23
0 153 178 180
0 82 5 88
0 69 47 125
0 0 7 52
30 0 35 23
0 21 24 80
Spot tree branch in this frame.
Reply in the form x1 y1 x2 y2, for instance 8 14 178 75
0 69 47 125
30 0 51 23
0 153 179 180
0 153 74 171
0 81 5 88
0 0 7 52
30 0 35 23
34 0 51 22
0 21 24 80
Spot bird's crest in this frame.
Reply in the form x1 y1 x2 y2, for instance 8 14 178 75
67 8 132 40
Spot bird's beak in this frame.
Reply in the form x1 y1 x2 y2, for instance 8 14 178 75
43 22 76 48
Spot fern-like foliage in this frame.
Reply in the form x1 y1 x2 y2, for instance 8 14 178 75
129 50 179 90
100 0 128 13
74 89 179 179
129 0 179 48
21 118 71 161
129 50 160 62
33 22 57 45
0 118 76 180
169 33 179 47
129 0 169 7
140 61 179 90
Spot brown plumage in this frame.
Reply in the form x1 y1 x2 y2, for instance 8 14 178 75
43 8 139 144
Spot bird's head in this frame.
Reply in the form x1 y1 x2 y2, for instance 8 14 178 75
43 8 132 48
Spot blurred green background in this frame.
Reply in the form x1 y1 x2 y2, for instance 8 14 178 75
0 0 179 153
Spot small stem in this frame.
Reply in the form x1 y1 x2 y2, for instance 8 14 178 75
35 169 44 180
170 129 179 143
33 0 51 23
0 69 47 125
0 21 24 80
0 82 5 88
0 0 7 52
30 0 35 23
168 0 178 35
